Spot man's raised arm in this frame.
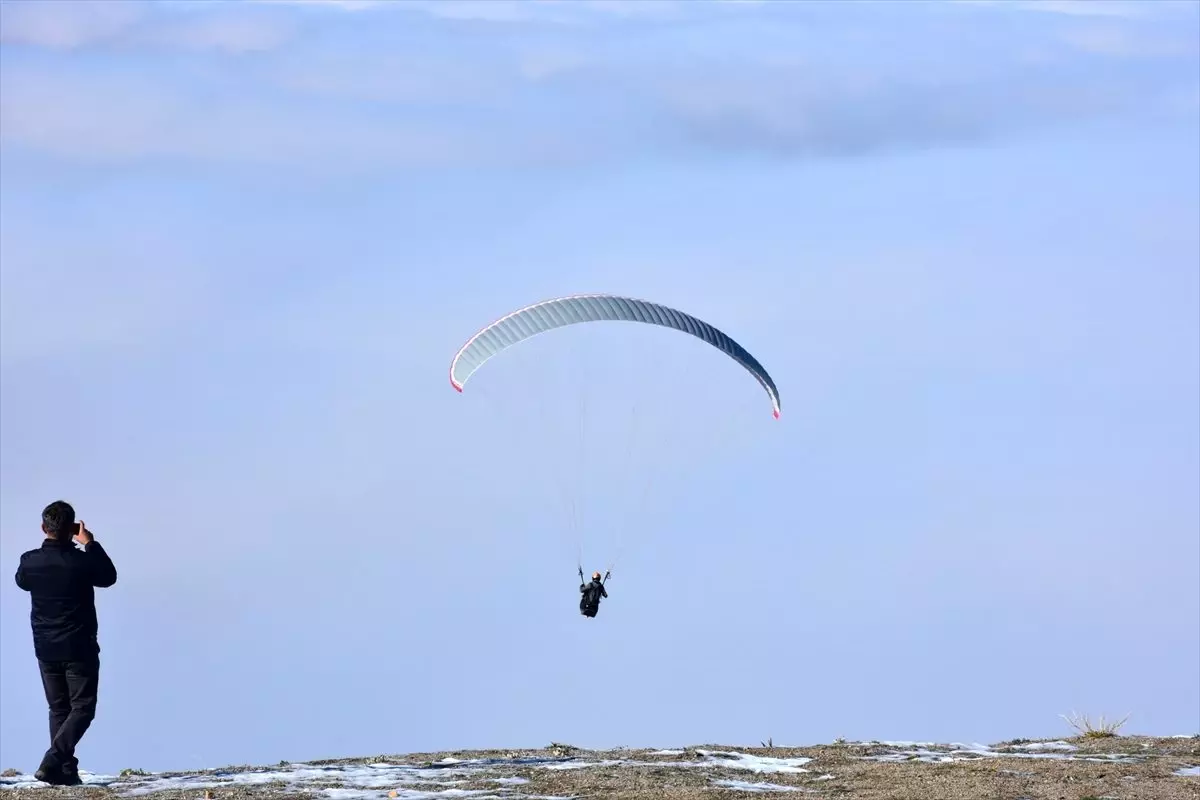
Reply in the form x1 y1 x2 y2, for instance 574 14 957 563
76 523 117 588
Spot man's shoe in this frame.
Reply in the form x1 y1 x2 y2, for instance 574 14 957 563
34 764 80 787
34 766 64 785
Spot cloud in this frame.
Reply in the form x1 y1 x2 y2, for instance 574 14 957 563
0 0 294 53
257 0 384 10
954 0 1200 66
957 0 1159 19
0 63 490 171
251 0 679 24
267 47 513 105
405 1 574 24
0 0 140 49
145 11 295 53
333 0 693 24
0 0 1194 172
1061 25 1199 58
645 60 1182 160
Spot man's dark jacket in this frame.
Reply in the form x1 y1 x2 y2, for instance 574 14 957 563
14 538 117 661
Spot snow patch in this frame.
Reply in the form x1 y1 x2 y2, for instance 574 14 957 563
0 761 567 799
526 750 812 775
711 778 807 793
1008 741 1077 752
540 759 624 771
861 744 1141 765
1175 766 1200 777
694 750 812 774
0 771 115 791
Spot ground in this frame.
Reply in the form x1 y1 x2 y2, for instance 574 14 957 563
1 735 1198 799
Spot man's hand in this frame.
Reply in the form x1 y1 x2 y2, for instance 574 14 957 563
74 521 94 547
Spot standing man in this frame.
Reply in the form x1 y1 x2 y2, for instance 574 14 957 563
14 501 117 786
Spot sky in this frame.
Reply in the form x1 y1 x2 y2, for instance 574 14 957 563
1 0 1198 776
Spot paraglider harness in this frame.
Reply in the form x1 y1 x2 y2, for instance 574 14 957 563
579 567 610 618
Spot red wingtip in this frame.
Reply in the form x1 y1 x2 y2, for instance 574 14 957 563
773 409 781 419
450 376 463 393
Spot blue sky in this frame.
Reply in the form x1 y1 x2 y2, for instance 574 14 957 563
1 0 1197 775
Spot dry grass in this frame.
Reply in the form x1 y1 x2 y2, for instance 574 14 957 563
1061 710 1132 738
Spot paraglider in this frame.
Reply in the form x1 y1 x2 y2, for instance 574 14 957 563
447 293 780 617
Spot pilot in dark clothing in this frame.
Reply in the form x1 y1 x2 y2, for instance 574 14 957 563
579 570 608 618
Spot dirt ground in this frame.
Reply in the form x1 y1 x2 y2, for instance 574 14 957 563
2 735 1197 799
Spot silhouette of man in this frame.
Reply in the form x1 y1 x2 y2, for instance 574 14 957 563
15 501 117 786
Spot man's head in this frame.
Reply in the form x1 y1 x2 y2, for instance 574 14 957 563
41 500 76 541
592 571 601 581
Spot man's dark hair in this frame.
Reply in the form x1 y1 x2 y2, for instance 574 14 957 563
42 501 76 540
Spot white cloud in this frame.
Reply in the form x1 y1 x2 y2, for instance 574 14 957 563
415 1 561 23
147 12 294 53
1009 0 1150 17
0 0 1193 171
267 0 695 24
516 48 590 81
955 0 1196 19
0 0 294 53
0 64 482 170
1062 25 1198 58
950 0 1147 17
269 49 512 104
0 0 143 49
256 0 384 9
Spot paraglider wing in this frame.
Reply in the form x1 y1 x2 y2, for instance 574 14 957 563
448 293 781 418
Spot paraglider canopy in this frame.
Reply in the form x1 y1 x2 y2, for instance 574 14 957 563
449 293 781 419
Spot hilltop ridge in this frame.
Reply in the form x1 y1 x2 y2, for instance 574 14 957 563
2 734 1198 799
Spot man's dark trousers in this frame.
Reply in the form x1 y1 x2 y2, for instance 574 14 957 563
37 655 99 775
